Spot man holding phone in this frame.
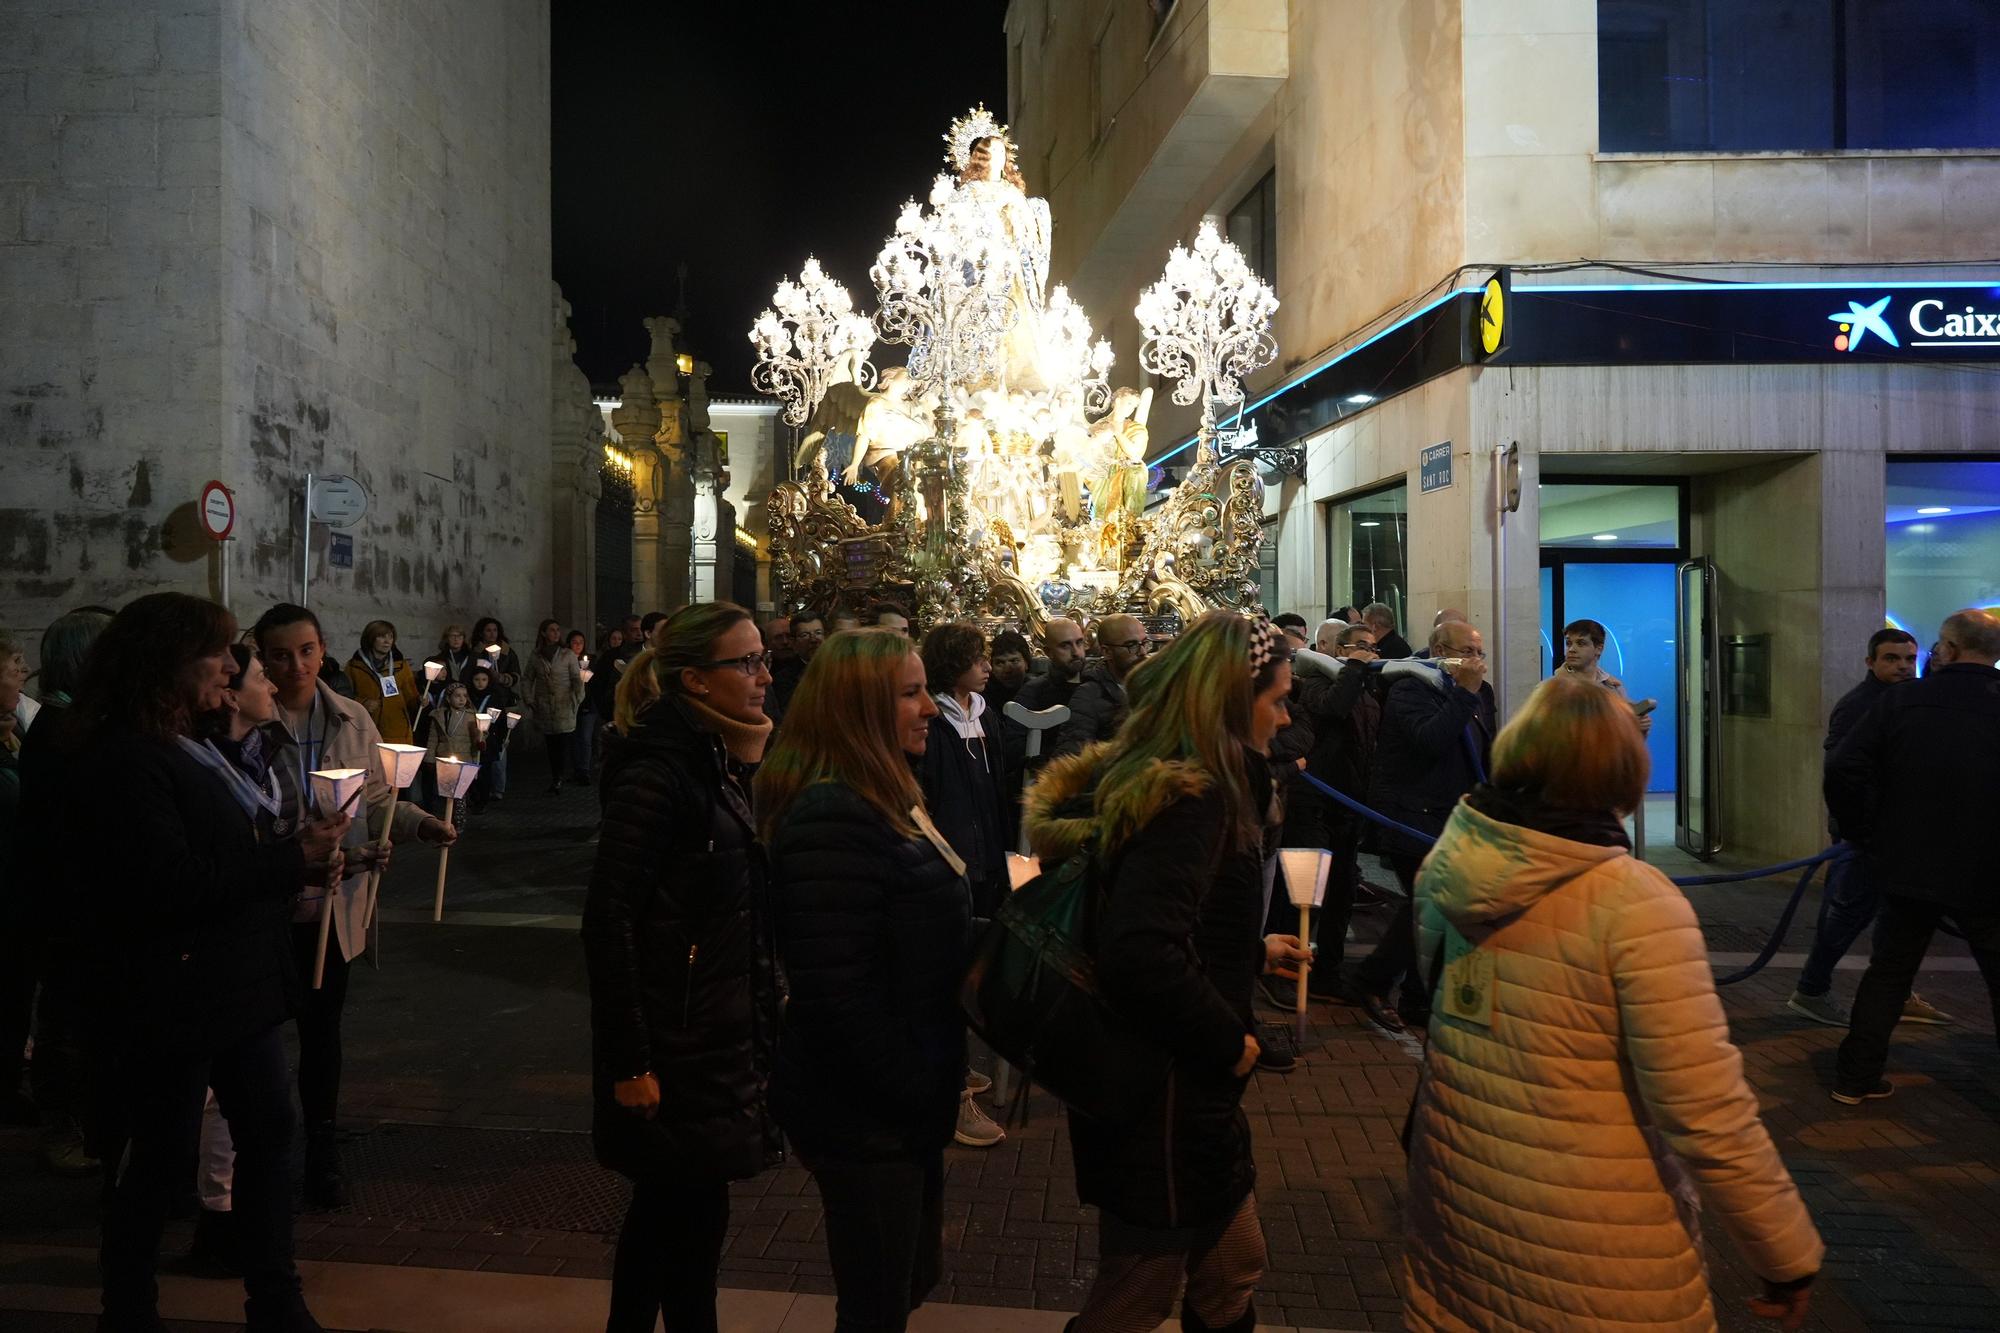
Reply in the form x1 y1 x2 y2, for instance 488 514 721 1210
1557 619 1654 734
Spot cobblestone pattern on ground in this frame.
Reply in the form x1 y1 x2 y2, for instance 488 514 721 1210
5 765 1996 1330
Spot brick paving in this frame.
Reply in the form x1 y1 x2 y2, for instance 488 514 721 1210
5 753 1998 1330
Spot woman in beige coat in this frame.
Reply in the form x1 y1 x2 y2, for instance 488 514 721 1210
524 618 585 794
1403 676 1821 1332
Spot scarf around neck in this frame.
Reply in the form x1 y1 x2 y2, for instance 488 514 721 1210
683 695 773 765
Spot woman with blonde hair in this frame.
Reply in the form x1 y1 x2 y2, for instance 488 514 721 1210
754 629 971 1333
1403 674 1821 1331
1025 610 1304 1333
583 602 781 1333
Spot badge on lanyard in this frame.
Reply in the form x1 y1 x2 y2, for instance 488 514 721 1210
379 673 399 698
1440 919 1494 1027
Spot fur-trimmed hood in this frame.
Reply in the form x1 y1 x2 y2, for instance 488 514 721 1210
1021 742 1213 864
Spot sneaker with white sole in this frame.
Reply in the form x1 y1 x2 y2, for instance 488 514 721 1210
1786 990 1849 1028
954 1089 1005 1148
1900 992 1954 1025
964 1069 993 1095
1831 1078 1894 1106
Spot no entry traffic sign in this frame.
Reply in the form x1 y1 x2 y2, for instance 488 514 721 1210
200 481 235 541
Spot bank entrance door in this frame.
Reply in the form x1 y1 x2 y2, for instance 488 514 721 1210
1538 479 1687 851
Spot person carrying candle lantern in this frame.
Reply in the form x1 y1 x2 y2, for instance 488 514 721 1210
1021 611 1305 1333
565 628 599 786
344 620 419 745
463 663 518 814
252 603 456 1210
421 682 481 826
81 593 351 1333
525 618 586 795
582 602 781 1333
470 616 522 693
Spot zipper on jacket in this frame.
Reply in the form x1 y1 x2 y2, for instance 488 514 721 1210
682 944 699 1026
1163 1067 1179 1228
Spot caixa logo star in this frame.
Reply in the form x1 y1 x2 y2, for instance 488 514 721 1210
1827 296 1899 352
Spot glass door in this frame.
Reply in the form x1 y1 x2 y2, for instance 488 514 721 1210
1676 558 1721 859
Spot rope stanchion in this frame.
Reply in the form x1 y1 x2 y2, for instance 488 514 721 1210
1293 770 1854 985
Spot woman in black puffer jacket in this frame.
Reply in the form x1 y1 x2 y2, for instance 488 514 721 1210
1024 611 1304 1333
755 628 973 1333
582 602 782 1333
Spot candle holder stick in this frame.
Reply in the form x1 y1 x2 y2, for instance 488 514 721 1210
430 756 480 922
1280 848 1333 1047
307 769 368 990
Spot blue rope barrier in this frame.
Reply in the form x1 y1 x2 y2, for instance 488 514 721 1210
1292 770 1855 984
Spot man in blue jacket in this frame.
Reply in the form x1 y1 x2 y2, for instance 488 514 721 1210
1827 609 2000 1105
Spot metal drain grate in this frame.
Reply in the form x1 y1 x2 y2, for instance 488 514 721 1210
328 1123 629 1233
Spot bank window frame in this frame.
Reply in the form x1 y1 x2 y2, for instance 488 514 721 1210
1225 168 1278 290
1597 0 2000 154
1322 478 1410 634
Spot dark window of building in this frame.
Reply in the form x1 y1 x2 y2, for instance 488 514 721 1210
1226 169 1277 289
1599 1 2000 152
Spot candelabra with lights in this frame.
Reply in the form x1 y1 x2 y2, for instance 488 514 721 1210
749 258 878 429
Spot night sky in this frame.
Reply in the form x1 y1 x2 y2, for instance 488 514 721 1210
552 3 1010 397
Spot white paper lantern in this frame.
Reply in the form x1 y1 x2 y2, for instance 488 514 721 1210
423 660 446 683
309 767 368 816
1004 852 1041 891
579 668 594 684
375 742 427 790
433 755 481 800
1280 847 1332 909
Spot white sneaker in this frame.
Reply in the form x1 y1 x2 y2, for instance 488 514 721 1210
1786 990 1850 1027
1900 992 1954 1025
965 1069 993 1096
954 1089 1005 1148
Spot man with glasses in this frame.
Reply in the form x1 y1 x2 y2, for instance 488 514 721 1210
1049 614 1148 760
1346 619 1494 1033
766 613 824 723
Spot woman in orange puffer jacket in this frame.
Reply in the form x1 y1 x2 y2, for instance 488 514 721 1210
1402 676 1822 1332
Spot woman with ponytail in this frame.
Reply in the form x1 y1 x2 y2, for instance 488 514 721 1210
581 602 782 1333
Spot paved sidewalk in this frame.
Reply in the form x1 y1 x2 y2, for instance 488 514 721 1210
4 754 1996 1330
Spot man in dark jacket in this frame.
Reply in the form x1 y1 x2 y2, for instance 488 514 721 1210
1827 610 2000 1105
1363 602 1414 660
1281 624 1383 999
1787 629 1942 1027
1348 620 1494 1030
1000 617 1089 816
1050 614 1148 759
765 612 821 722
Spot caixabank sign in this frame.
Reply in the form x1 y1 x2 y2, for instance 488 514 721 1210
1154 278 2000 467
1505 280 2000 365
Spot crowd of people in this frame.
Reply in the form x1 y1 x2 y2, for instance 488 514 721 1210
2 589 1997 1332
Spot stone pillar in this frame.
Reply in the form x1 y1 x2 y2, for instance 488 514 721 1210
549 285 602 635
612 364 663 614
686 361 737 603
645 316 695 609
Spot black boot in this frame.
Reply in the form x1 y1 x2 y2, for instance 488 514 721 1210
1182 1302 1257 1333
96 1313 169 1333
185 1206 242 1277
302 1121 348 1209
245 1291 325 1333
